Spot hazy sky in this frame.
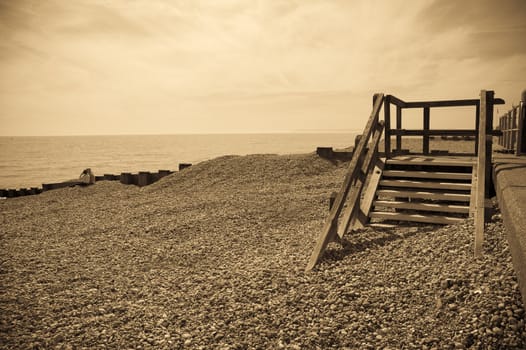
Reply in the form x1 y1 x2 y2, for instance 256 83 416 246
1 0 525 136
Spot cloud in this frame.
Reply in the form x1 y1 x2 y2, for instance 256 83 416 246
0 0 525 135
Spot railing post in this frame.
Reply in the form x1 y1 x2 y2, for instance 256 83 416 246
520 90 526 154
396 106 402 152
423 107 430 155
384 95 391 158
475 102 480 154
511 107 519 154
499 116 504 146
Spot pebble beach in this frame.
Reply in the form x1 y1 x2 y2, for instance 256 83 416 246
1 141 525 349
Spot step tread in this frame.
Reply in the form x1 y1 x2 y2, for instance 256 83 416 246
370 211 465 224
386 158 474 167
379 179 472 191
373 200 470 213
376 189 471 201
382 170 472 180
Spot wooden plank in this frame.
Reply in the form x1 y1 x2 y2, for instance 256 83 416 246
474 90 491 257
338 121 385 237
373 200 470 214
404 99 479 108
370 211 465 224
352 158 385 229
376 189 471 202
387 95 406 107
306 93 384 271
386 158 474 167
379 179 472 191
382 170 472 180
469 163 477 217
384 95 391 158
390 129 477 136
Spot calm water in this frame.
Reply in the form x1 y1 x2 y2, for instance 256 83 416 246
0 133 358 189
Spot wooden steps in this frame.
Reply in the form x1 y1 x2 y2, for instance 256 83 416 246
382 170 472 180
369 212 465 225
368 156 474 225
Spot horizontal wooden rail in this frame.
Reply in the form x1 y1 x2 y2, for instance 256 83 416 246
390 129 477 136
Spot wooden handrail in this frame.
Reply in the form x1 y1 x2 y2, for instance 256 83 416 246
306 93 385 271
383 94 504 157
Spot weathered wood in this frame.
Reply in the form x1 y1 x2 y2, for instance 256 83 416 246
396 106 402 152
120 172 133 185
316 147 334 158
384 95 391 158
338 121 385 237
370 211 464 225
388 95 406 107
389 129 478 136
138 171 151 187
382 170 472 180
373 200 470 214
386 158 474 167
352 158 385 229
379 179 472 191
474 90 492 257
469 163 478 217
518 105 525 155
376 189 471 202
423 107 430 155
179 163 192 171
402 98 503 109
306 93 384 271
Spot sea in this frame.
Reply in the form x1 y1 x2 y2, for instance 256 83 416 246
0 133 359 189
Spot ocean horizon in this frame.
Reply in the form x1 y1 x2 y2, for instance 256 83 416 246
0 132 359 189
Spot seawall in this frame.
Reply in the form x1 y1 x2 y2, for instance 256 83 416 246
493 155 526 307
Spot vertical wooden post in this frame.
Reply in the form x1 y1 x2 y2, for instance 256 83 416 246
384 95 391 157
396 106 402 152
179 163 192 171
499 116 504 146
120 172 133 185
138 172 151 187
475 103 480 154
512 107 518 153
475 90 494 257
520 90 526 154
484 93 494 199
423 107 430 155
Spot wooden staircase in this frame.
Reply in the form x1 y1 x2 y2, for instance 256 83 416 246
369 157 475 225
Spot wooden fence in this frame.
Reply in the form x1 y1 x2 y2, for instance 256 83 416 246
497 103 526 155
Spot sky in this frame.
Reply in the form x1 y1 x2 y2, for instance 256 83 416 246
0 0 525 136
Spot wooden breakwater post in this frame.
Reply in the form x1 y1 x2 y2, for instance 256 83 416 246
179 163 192 171
137 171 151 187
2 166 180 198
120 172 134 185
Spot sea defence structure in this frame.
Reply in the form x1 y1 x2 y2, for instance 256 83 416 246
310 89 526 306
0 163 192 198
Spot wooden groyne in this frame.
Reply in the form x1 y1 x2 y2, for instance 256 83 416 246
0 164 192 199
